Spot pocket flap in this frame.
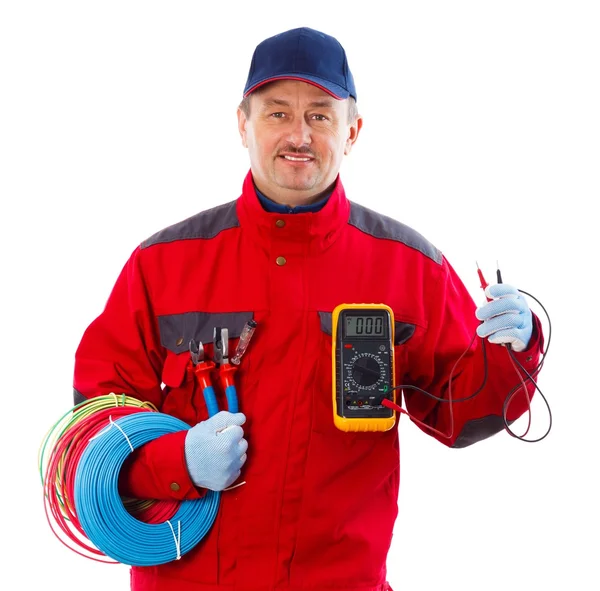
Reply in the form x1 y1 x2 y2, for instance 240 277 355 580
158 311 255 354
394 321 415 345
318 311 333 335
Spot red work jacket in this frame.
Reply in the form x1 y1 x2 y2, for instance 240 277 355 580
73 170 543 591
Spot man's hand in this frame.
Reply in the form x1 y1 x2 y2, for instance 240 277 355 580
184 411 248 491
475 284 533 352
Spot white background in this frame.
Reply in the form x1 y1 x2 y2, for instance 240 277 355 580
1 1 598 590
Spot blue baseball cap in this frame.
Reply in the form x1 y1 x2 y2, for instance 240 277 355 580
243 27 357 101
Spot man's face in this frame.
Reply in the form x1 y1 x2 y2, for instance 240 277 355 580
237 79 362 205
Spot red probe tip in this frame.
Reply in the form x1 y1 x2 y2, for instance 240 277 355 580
476 263 488 291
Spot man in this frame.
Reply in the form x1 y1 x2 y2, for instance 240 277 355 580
73 27 543 591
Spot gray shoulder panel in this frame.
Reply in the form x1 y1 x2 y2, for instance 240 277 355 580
141 200 239 249
348 202 442 264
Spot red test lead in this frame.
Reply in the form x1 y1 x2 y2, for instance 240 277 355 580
476 261 492 302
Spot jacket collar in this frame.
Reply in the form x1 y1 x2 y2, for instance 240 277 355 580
236 170 350 253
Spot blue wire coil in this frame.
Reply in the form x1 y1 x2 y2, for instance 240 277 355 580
75 412 220 566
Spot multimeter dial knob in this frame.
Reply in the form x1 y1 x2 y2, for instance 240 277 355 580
351 355 383 388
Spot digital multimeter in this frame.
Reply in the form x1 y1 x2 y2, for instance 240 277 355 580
331 303 396 432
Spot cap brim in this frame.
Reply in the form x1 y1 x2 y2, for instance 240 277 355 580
244 74 349 99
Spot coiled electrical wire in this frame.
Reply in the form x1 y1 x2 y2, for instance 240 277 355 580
39 394 162 562
74 411 220 566
40 394 221 565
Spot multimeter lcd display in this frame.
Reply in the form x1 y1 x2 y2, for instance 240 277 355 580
344 314 388 338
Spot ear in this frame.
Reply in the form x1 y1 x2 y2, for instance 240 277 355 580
237 107 248 148
344 115 363 155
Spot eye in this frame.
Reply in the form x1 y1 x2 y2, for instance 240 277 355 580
270 112 286 118
312 114 329 121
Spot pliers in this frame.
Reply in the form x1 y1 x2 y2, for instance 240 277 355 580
213 327 239 413
189 339 219 417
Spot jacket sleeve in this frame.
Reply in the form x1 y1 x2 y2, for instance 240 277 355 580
73 245 205 501
402 256 544 448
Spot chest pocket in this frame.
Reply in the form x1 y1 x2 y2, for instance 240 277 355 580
158 311 254 426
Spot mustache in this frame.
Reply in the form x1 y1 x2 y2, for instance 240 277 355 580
277 144 316 158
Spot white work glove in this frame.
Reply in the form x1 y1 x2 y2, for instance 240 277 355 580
475 284 533 352
184 411 248 491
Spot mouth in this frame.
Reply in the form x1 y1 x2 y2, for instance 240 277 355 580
278 154 315 165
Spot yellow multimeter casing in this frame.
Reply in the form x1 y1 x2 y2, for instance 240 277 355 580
331 303 396 432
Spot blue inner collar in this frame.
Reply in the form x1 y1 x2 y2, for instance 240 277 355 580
255 185 331 213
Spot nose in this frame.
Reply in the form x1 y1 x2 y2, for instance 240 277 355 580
285 115 312 148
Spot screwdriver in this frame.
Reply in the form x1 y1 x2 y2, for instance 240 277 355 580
231 320 257 365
